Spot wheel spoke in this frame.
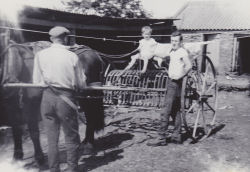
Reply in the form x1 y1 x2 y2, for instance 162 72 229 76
205 82 216 95
193 106 201 138
204 101 215 113
201 102 207 134
186 101 198 114
182 56 218 141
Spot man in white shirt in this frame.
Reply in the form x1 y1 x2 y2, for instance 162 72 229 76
147 31 192 146
33 26 86 172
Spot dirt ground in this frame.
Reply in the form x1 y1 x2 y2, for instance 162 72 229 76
0 90 250 172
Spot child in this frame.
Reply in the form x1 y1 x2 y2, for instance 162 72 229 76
124 26 157 73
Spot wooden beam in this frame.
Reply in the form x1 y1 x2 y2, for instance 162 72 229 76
3 83 167 92
19 17 113 30
19 17 172 32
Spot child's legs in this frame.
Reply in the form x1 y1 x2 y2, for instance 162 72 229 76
141 59 149 73
125 53 140 70
140 54 154 72
153 56 163 67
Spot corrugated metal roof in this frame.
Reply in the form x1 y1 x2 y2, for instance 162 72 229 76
174 1 250 31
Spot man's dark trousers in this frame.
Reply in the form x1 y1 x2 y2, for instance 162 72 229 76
41 88 80 172
159 79 182 140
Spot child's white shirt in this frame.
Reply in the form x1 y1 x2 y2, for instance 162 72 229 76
138 38 157 59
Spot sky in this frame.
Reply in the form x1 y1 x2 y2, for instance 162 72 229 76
141 0 187 18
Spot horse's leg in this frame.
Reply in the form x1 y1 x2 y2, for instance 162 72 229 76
79 100 96 155
84 111 95 144
27 115 45 164
5 96 24 160
79 110 95 155
80 95 104 155
25 98 45 164
12 125 24 160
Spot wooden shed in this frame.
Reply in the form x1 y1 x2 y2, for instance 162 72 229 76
0 6 176 55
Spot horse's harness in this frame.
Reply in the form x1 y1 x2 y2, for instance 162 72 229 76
0 41 133 109
0 42 35 108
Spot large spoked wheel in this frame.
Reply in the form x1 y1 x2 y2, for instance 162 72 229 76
181 56 218 140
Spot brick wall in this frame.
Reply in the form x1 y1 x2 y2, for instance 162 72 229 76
180 30 250 75
219 33 234 74
181 32 235 75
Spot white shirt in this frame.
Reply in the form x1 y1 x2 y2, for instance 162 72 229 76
168 47 192 80
33 43 86 90
138 38 157 59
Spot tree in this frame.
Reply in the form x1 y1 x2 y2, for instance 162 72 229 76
63 0 150 18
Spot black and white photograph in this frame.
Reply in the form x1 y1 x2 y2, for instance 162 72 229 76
0 0 249 171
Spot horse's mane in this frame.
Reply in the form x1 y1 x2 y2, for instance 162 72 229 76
70 44 106 69
70 44 92 54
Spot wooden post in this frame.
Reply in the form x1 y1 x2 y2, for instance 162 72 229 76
231 38 239 72
201 34 207 73
2 29 11 81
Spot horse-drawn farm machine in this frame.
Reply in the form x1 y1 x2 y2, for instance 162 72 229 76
1 33 218 141
99 42 218 140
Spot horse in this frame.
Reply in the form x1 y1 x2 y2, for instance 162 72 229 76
0 41 50 163
70 45 105 153
0 41 106 160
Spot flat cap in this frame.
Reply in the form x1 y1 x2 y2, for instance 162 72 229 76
48 26 70 37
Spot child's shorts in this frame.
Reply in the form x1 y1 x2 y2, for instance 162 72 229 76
131 53 154 60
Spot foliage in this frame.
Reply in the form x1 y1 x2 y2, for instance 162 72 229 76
63 0 150 18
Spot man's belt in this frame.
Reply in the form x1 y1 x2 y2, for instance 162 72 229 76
46 86 79 111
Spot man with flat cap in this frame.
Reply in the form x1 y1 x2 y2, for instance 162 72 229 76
33 26 86 172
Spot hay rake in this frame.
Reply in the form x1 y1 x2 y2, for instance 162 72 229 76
103 70 168 108
101 53 218 140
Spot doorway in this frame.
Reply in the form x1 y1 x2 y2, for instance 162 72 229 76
238 37 250 74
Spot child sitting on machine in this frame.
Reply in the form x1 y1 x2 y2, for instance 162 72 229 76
123 26 158 73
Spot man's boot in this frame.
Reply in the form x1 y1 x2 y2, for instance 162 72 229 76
146 134 167 147
79 140 96 155
13 149 24 161
170 133 182 144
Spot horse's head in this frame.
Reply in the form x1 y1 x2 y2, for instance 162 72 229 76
0 41 51 84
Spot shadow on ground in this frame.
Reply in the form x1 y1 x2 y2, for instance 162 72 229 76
78 132 134 171
95 132 134 151
182 123 226 144
79 149 123 172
